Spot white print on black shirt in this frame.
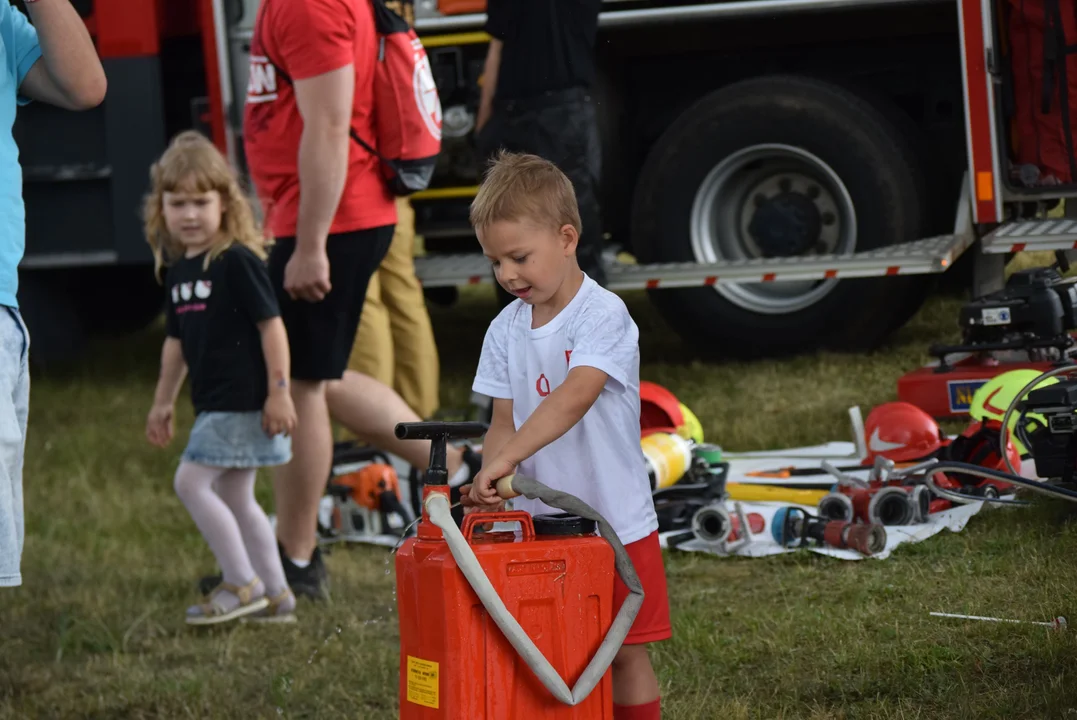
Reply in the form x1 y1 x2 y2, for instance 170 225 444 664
172 280 212 315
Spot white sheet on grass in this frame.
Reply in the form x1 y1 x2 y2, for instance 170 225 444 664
658 498 1001 561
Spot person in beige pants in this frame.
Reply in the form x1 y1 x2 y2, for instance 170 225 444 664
346 197 440 420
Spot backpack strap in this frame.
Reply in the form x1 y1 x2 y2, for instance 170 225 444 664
254 0 387 164
1043 0 1077 180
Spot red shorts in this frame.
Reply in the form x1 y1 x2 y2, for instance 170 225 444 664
613 531 672 645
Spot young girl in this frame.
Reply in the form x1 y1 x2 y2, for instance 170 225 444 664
143 130 298 625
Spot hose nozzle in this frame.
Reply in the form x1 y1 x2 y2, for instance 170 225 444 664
691 503 731 544
835 522 887 556
818 492 854 521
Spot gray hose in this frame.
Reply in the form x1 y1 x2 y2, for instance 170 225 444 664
425 472 644 706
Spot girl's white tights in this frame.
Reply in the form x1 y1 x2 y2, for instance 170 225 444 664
174 461 290 614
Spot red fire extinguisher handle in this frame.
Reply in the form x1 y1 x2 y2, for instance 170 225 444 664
461 510 536 542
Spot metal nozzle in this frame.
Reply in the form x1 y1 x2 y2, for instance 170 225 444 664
908 485 930 523
691 503 731 544
818 492 854 521
843 522 887 555
868 486 914 526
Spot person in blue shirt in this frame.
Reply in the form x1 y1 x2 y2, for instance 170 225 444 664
0 0 106 589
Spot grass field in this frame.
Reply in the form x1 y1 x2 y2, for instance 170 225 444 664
5 274 1077 719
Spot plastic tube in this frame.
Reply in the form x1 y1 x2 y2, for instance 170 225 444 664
426 493 573 704
921 460 1073 505
428 473 644 706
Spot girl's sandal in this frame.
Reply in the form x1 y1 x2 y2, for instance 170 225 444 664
242 588 297 624
186 577 270 626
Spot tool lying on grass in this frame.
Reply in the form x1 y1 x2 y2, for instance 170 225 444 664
930 611 1068 631
394 421 642 717
316 443 414 545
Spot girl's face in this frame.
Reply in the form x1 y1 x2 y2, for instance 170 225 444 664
162 186 223 256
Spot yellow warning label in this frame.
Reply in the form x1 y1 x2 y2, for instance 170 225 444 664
406 656 439 709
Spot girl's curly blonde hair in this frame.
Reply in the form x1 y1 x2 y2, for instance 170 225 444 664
142 130 270 283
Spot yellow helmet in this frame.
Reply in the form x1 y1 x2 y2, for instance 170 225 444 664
676 402 704 444
969 369 1058 454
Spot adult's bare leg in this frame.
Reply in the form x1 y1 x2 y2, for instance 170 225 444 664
325 370 465 476
273 379 333 564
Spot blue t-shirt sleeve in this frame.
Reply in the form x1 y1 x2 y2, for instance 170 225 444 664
5 4 42 106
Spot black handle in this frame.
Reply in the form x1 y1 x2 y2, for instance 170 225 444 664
394 421 488 486
394 421 488 441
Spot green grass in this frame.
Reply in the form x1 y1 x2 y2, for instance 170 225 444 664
6 277 1077 719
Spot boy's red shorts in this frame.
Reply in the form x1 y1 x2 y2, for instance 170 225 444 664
613 530 672 645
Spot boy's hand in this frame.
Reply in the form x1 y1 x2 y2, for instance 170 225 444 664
468 455 516 507
458 484 504 533
263 393 298 437
146 402 174 448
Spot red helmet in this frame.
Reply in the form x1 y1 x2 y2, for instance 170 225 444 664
640 381 684 438
862 401 945 465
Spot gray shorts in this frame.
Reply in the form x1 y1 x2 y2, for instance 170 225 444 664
0 306 29 588
181 410 291 469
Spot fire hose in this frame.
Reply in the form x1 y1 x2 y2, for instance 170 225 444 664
424 472 643 706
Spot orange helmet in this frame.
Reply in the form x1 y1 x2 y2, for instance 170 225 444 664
862 401 945 465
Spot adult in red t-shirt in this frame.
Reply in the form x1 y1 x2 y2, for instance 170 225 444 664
242 0 397 598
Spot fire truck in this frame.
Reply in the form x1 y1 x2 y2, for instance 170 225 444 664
13 0 1070 363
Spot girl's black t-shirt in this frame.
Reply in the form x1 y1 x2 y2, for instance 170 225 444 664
164 244 280 415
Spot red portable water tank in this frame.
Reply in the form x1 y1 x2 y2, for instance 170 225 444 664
394 422 619 718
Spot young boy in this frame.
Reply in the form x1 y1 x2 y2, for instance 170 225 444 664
462 151 669 720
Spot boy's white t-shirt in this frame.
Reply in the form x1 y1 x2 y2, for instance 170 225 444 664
472 274 659 546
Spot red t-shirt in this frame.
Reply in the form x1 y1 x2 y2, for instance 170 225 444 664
243 0 397 239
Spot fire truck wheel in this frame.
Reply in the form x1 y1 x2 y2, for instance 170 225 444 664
630 73 932 358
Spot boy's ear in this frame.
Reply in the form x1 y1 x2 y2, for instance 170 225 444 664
560 224 579 255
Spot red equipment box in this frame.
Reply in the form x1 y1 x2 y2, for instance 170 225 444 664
396 508 615 718
896 353 1056 419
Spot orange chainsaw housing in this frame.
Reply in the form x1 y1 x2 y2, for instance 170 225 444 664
395 500 616 718
335 463 401 511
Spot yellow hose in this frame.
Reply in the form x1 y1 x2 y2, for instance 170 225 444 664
726 483 828 506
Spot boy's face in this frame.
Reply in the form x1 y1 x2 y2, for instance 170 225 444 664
477 218 578 305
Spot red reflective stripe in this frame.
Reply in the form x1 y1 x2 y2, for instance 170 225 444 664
646 279 660 289
704 276 717 285
468 276 482 284
824 269 838 278
198 0 227 154
762 273 776 282
1012 243 1026 252
886 266 900 275
960 0 998 223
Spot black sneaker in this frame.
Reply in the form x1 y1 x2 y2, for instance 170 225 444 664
278 542 330 601
196 542 330 601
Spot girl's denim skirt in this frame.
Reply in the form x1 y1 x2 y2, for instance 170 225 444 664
182 411 291 468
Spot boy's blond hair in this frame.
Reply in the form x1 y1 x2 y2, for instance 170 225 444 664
470 150 582 237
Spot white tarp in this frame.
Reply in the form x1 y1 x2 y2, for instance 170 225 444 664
657 498 1001 561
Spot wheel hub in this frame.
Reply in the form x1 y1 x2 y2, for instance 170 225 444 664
748 191 823 258
689 144 857 315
